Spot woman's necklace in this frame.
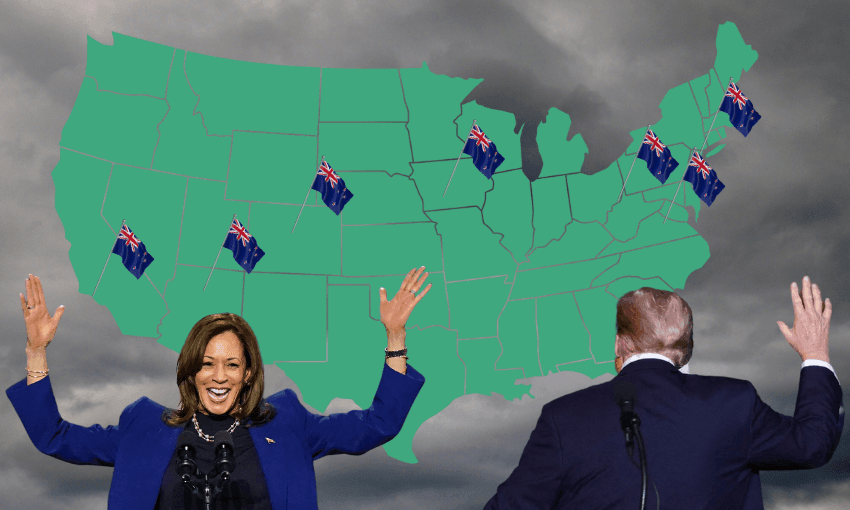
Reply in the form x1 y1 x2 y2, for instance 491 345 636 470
192 412 240 443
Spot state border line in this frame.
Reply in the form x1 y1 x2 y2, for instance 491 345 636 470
232 129 316 137
318 120 407 123
534 297 544 377
58 146 227 182
149 47 178 171
445 274 511 284
83 75 167 101
516 233 701 274
398 68 416 172
162 177 190 300
527 176 537 265
99 163 116 235
184 51 232 140
175 262 445 279
341 221 434 227
410 156 473 164
507 269 678 305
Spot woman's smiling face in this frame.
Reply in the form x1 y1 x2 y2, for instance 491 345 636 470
194 330 250 416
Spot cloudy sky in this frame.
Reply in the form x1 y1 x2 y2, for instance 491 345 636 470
1 0 848 508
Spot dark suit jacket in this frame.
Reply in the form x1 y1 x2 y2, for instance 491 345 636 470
7 362 424 510
484 359 843 509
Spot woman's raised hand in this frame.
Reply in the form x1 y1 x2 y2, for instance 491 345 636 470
379 267 432 334
20 275 65 351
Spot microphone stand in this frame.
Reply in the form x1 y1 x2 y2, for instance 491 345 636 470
181 466 232 510
627 413 648 510
176 430 235 510
615 381 649 510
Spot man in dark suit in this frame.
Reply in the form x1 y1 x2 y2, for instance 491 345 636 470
484 276 843 509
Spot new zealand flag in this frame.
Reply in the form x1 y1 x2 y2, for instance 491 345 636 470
311 159 353 215
112 223 154 279
462 123 505 179
637 129 679 184
719 82 761 137
683 151 725 207
223 218 265 273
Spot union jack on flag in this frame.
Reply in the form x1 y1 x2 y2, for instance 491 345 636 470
111 222 154 279
228 218 253 247
311 158 354 215
118 224 141 252
223 217 264 273
719 81 761 137
688 151 712 179
462 122 505 179
642 129 667 157
317 160 339 189
682 150 725 207
636 128 678 184
724 82 748 109
468 124 491 151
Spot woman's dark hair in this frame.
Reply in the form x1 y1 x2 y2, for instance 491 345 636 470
616 287 693 368
164 313 275 427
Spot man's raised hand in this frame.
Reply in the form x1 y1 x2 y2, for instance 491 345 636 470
777 276 831 363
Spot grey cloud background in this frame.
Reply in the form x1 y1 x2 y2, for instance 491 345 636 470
1 0 847 508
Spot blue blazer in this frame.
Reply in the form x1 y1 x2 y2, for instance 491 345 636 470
484 360 843 509
7 363 424 510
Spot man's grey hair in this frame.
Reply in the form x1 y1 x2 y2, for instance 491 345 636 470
616 287 693 368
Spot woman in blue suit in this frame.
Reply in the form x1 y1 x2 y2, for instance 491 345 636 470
8 267 433 509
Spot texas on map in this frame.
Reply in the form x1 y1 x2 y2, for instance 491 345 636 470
52 22 756 462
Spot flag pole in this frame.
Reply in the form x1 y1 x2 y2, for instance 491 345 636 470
663 148 696 224
292 155 323 234
618 125 650 203
700 77 732 154
203 214 236 291
93 219 124 297
443 119 476 197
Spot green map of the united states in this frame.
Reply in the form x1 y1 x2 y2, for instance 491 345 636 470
53 22 756 463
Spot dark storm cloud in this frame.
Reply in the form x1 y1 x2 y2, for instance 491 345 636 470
0 0 84 82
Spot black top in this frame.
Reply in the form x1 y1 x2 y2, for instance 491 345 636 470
154 412 272 510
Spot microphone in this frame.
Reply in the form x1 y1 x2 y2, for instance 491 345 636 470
613 380 638 457
613 380 651 510
213 430 235 481
176 430 197 483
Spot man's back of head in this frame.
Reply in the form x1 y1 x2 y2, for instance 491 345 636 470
616 287 693 368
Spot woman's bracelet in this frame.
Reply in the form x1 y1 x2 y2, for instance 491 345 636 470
26 367 49 378
385 347 408 359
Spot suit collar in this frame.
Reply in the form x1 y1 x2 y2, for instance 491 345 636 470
617 358 681 376
622 352 676 368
